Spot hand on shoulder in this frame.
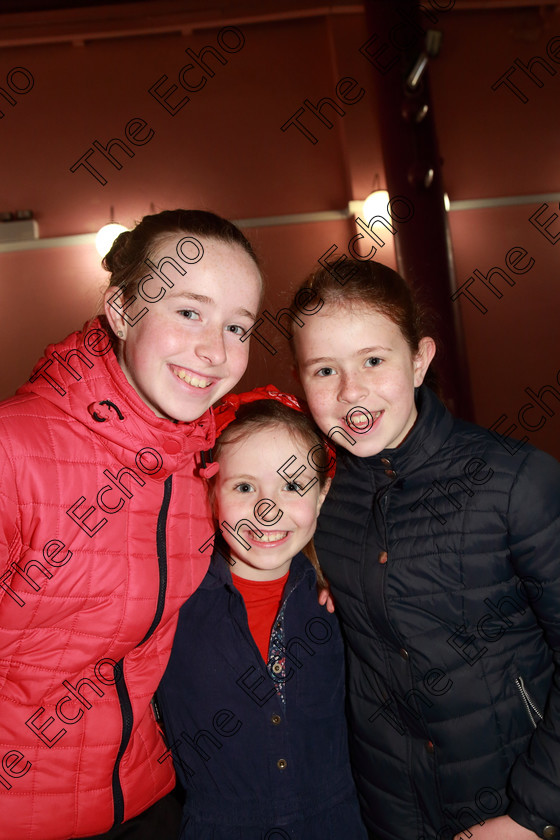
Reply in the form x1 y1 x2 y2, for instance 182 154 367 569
317 579 336 613
454 815 541 840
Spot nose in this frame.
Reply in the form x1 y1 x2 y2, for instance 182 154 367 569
254 496 284 527
338 372 367 406
195 325 227 366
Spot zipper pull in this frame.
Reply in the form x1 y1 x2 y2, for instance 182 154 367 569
151 694 162 723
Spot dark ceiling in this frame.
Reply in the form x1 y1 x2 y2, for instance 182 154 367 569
0 0 155 12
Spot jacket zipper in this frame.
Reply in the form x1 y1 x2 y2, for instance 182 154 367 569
138 476 172 646
514 675 543 729
111 475 173 826
111 658 133 825
365 487 400 648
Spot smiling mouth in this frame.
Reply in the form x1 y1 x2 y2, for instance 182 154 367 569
345 409 383 430
170 365 214 389
245 530 289 545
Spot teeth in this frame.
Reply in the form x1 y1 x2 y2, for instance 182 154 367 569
251 531 288 543
347 410 382 427
173 368 212 388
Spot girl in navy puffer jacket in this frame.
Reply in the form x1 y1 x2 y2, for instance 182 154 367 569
157 387 367 840
290 259 560 840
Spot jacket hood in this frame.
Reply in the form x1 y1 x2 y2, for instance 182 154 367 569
16 318 215 478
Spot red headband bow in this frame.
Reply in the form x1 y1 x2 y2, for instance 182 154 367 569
200 384 336 479
214 384 304 437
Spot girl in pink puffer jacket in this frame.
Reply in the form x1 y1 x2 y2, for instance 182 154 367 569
0 209 262 840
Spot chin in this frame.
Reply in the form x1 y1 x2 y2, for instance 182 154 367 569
351 439 387 458
150 399 206 424
176 407 211 423
172 390 217 421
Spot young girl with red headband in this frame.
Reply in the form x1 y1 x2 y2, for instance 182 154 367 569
290 259 560 840
156 385 367 840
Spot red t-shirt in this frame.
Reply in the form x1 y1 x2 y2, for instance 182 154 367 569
231 570 290 662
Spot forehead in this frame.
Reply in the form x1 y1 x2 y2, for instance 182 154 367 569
148 234 262 307
218 424 309 469
295 303 403 354
150 234 258 277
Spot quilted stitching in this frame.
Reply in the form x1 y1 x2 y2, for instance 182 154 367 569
0 320 215 839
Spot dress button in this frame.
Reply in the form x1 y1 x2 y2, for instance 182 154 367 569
277 758 287 770
399 648 409 660
271 714 281 725
163 439 182 455
543 828 558 839
385 469 397 478
378 551 388 565
425 740 435 754
272 662 282 674
380 458 391 467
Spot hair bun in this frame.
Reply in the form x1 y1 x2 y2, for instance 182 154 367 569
102 229 132 274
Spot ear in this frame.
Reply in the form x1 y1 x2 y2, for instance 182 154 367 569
316 477 332 514
412 337 436 387
103 286 129 341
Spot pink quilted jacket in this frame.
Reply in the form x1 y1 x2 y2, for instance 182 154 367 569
0 319 215 839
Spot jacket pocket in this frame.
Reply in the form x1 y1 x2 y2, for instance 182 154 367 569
514 675 543 729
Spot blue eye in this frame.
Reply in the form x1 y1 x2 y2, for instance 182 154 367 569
316 367 335 377
226 324 246 336
284 481 303 492
365 357 382 367
179 309 200 320
234 482 254 493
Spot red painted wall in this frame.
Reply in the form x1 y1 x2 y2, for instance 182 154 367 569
1 1 558 455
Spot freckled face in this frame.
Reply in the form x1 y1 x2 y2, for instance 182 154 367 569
104 237 262 422
214 426 329 581
295 304 435 457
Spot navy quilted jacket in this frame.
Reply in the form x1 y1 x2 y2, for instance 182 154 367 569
315 386 560 840
156 551 367 839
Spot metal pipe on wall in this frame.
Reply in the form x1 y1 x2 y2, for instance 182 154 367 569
363 0 474 420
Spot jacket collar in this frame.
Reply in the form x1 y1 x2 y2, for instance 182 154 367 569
17 317 215 478
341 386 453 478
203 549 314 592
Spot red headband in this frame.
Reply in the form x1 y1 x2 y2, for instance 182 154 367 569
214 384 304 437
200 384 336 479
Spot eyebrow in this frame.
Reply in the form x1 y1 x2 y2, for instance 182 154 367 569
358 346 392 355
222 474 258 482
302 346 393 367
166 290 257 321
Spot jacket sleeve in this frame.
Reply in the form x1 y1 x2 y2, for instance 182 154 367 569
505 446 560 836
0 435 21 610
